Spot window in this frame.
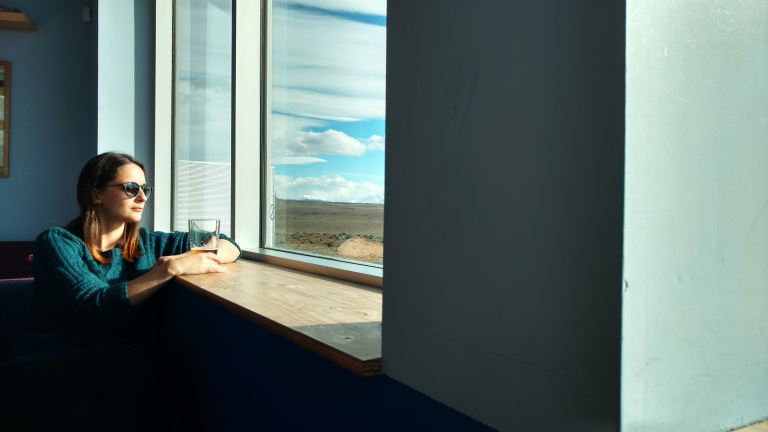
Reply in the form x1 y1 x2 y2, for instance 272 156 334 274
263 0 387 267
169 0 386 274
173 0 233 234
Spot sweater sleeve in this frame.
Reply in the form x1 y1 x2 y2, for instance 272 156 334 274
147 230 190 258
32 229 131 319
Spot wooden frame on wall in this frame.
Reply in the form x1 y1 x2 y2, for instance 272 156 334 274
0 60 9 178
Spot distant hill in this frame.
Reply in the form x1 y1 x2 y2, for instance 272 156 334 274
275 197 384 206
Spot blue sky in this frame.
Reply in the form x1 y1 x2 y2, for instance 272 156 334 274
269 0 387 203
273 118 385 186
286 3 386 26
175 0 386 203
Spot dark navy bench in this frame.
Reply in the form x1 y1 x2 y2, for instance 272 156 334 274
0 278 34 361
0 242 35 362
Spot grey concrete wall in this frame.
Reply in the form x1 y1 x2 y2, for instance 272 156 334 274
0 0 98 240
623 1 768 431
382 1 625 430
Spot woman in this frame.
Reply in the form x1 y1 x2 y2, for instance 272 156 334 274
1 152 241 429
30 151 240 332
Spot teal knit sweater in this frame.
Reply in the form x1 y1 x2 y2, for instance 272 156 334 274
29 225 241 334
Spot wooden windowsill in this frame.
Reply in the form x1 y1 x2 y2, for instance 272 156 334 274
175 259 382 376
734 420 768 431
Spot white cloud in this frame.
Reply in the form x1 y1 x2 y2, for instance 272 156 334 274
271 4 386 121
275 174 384 204
272 87 384 122
177 2 232 83
269 113 322 157
285 0 386 17
290 129 365 156
175 1 233 163
364 135 385 151
175 1 388 203
271 112 326 134
175 80 231 162
270 113 382 159
272 156 327 165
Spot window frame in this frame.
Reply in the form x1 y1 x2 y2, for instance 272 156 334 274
157 0 384 287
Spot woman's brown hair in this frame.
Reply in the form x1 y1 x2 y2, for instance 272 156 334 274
67 152 146 264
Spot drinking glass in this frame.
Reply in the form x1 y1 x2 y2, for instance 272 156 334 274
188 219 220 254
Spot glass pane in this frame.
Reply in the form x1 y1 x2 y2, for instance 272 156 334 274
174 0 232 234
266 0 387 266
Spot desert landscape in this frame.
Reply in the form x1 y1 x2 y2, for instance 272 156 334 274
272 198 384 265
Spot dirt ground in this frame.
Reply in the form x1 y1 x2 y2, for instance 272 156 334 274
273 199 384 265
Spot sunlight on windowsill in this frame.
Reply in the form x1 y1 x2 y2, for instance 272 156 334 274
733 421 768 432
175 259 382 376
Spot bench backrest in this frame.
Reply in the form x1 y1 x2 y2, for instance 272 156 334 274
0 241 34 279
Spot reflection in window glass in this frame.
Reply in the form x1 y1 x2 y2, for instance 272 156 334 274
266 0 387 266
174 0 232 234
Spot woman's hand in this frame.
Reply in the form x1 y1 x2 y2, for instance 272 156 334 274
156 251 227 276
128 252 226 306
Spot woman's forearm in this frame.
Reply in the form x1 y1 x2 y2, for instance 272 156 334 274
127 262 174 306
127 247 232 306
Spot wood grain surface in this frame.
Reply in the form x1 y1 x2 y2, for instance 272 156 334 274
176 260 382 375
733 421 768 432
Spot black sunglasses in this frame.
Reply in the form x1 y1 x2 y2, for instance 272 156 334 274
104 182 153 199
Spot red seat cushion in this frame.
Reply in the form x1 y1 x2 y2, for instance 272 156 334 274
0 242 34 279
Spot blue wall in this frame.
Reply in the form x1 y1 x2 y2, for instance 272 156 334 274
0 0 98 240
1 2 624 430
